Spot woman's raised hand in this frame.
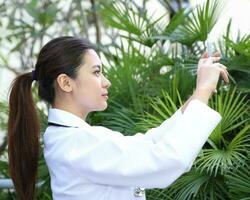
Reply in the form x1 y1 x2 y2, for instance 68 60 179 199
196 52 229 94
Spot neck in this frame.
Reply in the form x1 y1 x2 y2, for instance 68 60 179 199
52 98 89 121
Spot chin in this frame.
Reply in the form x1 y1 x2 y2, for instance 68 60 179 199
102 103 108 110
95 103 108 111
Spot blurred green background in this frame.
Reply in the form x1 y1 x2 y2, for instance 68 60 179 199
0 0 249 199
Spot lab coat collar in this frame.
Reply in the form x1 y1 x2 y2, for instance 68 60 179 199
48 108 91 129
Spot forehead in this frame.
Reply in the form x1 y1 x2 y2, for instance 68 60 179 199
82 49 102 69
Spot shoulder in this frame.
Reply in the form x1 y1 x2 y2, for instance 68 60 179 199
91 125 124 137
44 125 123 143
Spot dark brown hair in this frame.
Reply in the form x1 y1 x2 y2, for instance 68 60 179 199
7 36 95 200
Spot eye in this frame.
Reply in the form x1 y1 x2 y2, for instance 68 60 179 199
94 70 101 76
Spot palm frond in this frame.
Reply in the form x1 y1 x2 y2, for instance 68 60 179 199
90 100 138 135
209 87 249 139
195 140 248 177
136 89 182 132
99 0 166 47
146 187 174 200
168 0 224 46
220 32 250 92
194 88 250 176
99 1 143 35
226 155 250 200
165 168 229 200
225 35 250 57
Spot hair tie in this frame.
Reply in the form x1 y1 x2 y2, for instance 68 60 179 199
31 70 38 81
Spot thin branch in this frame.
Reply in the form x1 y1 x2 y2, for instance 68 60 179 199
176 0 183 10
77 0 89 38
0 64 20 75
90 0 101 44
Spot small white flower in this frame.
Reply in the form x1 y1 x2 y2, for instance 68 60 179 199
159 65 172 75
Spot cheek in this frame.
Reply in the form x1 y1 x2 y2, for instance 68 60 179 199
73 77 103 106
77 90 107 111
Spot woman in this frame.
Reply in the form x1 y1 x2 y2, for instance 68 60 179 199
7 36 229 200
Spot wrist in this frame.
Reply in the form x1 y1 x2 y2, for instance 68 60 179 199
192 88 212 104
195 87 213 95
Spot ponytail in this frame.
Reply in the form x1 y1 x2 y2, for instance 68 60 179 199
7 36 96 199
8 72 40 200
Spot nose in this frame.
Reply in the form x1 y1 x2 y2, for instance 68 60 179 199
102 75 111 88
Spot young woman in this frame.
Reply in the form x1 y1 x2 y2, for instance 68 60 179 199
7 36 229 200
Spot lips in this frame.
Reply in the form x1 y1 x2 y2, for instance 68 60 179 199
102 93 108 100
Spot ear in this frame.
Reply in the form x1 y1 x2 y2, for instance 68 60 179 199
56 74 73 93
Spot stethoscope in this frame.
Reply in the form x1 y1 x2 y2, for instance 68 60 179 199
133 187 145 197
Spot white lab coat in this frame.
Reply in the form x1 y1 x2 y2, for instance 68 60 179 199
43 99 222 200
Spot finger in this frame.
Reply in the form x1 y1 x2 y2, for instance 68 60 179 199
219 68 229 83
225 69 229 79
201 52 208 58
210 63 229 83
218 64 229 77
213 52 221 57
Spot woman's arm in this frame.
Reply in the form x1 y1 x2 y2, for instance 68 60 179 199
181 88 211 113
65 99 221 189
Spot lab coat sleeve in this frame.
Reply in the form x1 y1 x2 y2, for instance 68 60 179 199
67 99 222 189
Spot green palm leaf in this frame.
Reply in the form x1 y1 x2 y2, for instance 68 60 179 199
136 89 182 132
209 87 249 142
226 157 250 200
90 100 138 135
165 168 229 200
221 32 250 92
99 0 166 47
225 35 250 57
195 87 250 176
168 0 224 46
99 1 143 35
146 187 174 200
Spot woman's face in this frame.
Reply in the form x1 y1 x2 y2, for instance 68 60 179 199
72 49 111 113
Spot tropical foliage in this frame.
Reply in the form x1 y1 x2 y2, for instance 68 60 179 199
0 0 249 199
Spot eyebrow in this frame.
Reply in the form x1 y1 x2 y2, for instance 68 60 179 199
92 65 102 70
